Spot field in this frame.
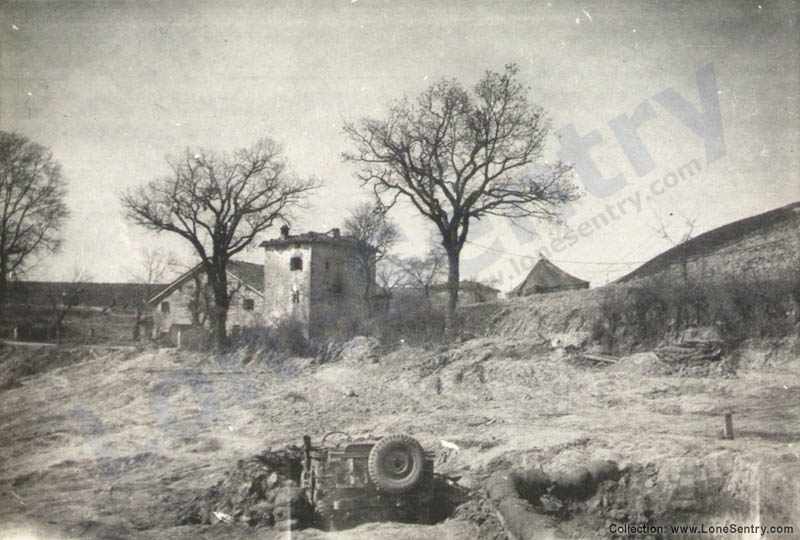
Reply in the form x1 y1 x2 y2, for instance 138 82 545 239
1 306 798 539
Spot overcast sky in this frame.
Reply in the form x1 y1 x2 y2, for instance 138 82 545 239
2 0 798 289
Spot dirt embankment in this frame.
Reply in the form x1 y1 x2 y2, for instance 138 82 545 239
0 319 799 539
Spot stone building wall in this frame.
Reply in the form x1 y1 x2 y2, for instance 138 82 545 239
262 240 372 336
262 244 313 330
152 272 264 339
309 242 370 332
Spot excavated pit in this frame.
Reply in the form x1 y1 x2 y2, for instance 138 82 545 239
177 447 489 533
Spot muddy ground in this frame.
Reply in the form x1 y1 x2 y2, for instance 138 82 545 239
0 331 798 539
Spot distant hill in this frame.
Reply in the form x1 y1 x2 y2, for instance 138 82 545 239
5 281 169 312
619 201 800 283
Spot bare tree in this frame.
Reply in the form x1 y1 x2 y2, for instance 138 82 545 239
47 268 91 344
126 248 175 340
342 202 399 312
374 256 406 314
0 132 69 308
121 138 319 347
398 244 446 299
650 211 698 285
343 65 578 329
650 211 701 333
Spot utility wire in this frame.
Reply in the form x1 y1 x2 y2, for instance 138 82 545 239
463 239 649 265
464 237 788 266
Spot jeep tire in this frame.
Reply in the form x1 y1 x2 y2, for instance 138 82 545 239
367 434 425 494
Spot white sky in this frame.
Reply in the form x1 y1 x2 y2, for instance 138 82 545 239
2 0 798 290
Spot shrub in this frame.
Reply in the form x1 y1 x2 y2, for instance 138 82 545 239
363 302 450 350
234 319 311 358
592 272 800 354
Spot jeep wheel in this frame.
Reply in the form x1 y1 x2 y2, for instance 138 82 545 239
367 434 425 494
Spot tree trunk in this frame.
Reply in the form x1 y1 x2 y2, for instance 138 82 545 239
208 266 230 349
364 276 373 315
445 247 461 334
0 261 7 314
132 313 141 341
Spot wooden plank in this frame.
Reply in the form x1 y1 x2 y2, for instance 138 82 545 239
580 352 619 364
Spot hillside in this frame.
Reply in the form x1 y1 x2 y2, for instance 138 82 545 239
5 282 169 312
619 201 800 283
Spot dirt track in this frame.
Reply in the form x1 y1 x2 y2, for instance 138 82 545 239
0 334 799 539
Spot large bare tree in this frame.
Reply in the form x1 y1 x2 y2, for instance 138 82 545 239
343 65 579 328
342 202 399 312
0 132 69 307
122 138 319 347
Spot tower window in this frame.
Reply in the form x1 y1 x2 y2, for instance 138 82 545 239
161 301 170 313
290 256 303 271
243 298 255 311
292 290 301 304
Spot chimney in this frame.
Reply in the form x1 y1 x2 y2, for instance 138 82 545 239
331 227 340 239
280 224 290 239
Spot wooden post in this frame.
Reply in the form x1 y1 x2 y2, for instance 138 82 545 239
722 409 734 439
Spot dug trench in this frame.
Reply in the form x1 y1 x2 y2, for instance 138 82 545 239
488 454 800 539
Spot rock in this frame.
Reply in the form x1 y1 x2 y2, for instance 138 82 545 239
548 332 590 350
266 471 279 489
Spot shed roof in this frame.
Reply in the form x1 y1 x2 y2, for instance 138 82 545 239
510 258 589 296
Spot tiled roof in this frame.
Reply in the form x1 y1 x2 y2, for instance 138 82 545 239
147 260 264 304
260 230 361 249
226 261 264 292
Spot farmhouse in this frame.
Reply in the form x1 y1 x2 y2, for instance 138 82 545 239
147 260 265 344
260 225 373 337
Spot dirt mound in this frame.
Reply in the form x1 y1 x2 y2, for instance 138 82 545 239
486 460 621 540
178 447 306 528
417 337 596 403
331 336 380 365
